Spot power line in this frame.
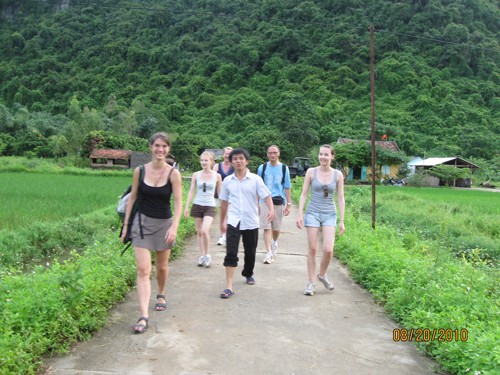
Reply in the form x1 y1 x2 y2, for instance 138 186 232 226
16 0 500 54
375 29 500 53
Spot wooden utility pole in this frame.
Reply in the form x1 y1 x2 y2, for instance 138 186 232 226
370 25 376 229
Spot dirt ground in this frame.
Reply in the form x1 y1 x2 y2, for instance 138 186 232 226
44 205 443 375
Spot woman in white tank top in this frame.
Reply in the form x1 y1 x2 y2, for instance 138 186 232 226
184 151 222 267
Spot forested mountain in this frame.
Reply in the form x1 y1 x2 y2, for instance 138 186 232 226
0 0 498 165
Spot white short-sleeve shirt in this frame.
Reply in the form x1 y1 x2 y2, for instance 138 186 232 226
219 169 271 230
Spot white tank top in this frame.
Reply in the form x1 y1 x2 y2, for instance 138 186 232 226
193 171 217 207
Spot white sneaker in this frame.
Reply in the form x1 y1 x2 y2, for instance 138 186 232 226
263 252 274 264
198 256 205 267
317 274 335 290
204 254 211 267
217 234 226 246
271 240 278 257
304 281 315 296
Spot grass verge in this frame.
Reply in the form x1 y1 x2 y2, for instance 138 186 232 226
291 179 499 375
0 187 195 375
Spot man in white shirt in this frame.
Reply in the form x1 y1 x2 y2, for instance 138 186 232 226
218 148 274 298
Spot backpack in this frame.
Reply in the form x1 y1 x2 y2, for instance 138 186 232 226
259 162 287 185
118 165 144 255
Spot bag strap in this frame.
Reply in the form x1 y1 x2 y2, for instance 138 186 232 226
137 165 145 239
120 165 145 256
260 162 267 181
120 242 132 256
165 165 174 184
260 162 287 186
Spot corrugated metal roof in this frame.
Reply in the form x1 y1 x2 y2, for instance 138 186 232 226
411 157 479 168
411 157 455 166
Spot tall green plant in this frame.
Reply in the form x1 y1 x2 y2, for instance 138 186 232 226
428 164 471 186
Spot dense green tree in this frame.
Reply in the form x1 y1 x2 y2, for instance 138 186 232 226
334 141 371 173
428 164 471 186
14 129 48 156
0 133 15 155
0 103 14 134
171 133 206 169
0 0 498 165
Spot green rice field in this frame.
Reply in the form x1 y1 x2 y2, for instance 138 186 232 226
0 173 131 230
378 186 500 215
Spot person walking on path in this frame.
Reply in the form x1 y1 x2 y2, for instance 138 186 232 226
120 132 182 333
296 144 345 296
257 145 292 264
184 151 222 268
218 148 274 298
213 146 234 246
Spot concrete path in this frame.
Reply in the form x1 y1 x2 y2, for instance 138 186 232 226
45 205 441 375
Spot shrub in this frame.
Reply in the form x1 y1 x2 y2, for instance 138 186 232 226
334 203 499 375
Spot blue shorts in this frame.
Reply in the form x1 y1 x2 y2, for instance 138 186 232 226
304 211 337 228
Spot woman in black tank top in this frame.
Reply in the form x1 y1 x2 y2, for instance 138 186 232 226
213 146 234 246
120 132 183 334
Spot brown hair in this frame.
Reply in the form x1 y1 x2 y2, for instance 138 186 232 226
320 144 335 157
149 132 171 146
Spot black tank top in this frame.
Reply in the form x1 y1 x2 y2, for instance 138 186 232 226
139 179 172 219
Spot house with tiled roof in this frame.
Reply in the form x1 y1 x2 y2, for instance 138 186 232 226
90 149 177 169
90 149 132 169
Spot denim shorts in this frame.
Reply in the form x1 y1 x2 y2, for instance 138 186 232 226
304 210 337 228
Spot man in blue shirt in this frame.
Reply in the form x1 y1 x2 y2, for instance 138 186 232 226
218 148 274 298
257 145 292 264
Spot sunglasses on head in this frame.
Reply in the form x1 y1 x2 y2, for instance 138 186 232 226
202 182 206 193
322 185 329 198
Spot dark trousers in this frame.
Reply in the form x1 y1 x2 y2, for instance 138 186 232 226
224 223 259 278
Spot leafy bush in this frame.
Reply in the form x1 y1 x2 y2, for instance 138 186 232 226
0 240 136 374
0 217 195 375
335 218 499 375
428 164 471 186
0 208 117 273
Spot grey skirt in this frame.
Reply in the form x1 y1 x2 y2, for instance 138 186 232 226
131 213 175 251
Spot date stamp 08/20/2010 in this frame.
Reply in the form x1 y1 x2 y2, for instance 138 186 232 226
393 328 469 343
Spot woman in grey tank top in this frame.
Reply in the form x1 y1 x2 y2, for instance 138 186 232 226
296 144 345 296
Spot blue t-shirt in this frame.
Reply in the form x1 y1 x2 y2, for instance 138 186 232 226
257 162 291 204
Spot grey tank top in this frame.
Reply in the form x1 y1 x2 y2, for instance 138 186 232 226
306 168 337 214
